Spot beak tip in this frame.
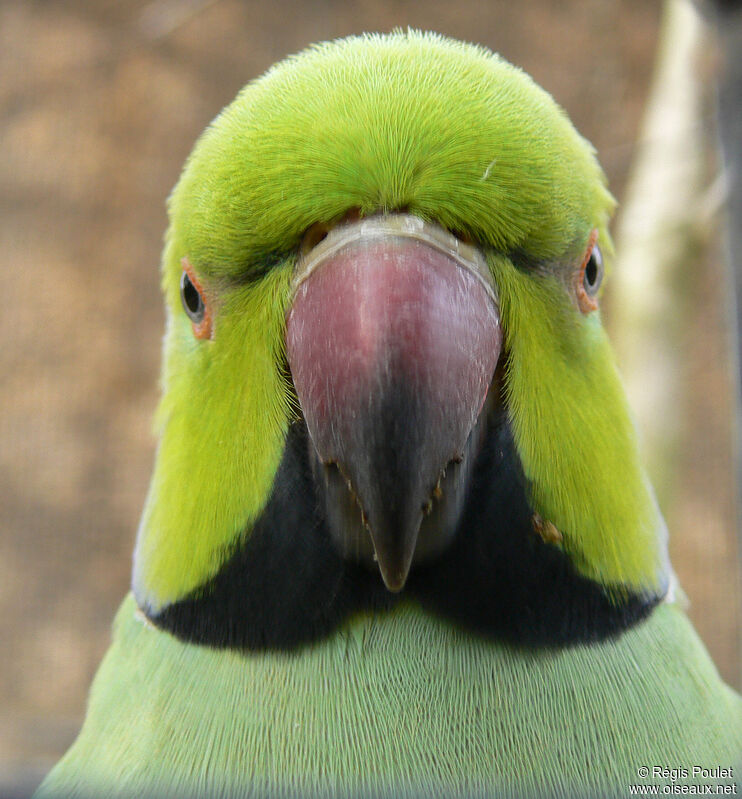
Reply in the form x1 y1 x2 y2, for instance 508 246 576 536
373 542 415 593
379 570 408 594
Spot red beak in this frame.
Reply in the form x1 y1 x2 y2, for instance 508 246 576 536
286 215 501 591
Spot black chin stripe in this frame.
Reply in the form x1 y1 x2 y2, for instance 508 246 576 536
150 414 660 651
408 411 659 645
151 423 398 650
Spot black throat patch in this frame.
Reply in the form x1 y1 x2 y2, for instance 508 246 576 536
150 410 660 651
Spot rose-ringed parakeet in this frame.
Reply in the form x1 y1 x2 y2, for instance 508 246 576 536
36 31 742 799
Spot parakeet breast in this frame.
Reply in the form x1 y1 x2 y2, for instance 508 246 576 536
34 30 742 799
41 595 742 799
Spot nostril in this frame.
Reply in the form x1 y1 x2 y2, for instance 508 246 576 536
300 223 330 254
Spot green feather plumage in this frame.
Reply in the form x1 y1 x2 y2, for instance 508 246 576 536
38 596 741 798
133 30 661 610
36 30 742 799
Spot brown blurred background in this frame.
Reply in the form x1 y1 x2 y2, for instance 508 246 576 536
1 1 740 796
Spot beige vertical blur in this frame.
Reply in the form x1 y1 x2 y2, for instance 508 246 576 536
610 0 742 688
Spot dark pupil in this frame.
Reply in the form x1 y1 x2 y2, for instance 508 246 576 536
181 272 203 318
584 254 598 287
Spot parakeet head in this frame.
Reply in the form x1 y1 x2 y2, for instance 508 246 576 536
133 31 670 648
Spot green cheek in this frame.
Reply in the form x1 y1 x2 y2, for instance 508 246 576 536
491 256 669 598
133 265 294 611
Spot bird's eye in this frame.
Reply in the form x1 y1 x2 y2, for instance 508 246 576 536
583 244 603 296
181 271 205 322
180 258 212 339
575 230 602 314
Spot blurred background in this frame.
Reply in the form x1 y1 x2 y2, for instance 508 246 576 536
1 0 740 795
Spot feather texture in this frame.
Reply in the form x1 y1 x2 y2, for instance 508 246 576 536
38 596 742 798
34 31 742 799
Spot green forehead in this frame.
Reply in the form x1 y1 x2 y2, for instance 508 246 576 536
169 31 613 281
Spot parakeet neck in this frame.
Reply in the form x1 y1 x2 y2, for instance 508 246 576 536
140 400 663 652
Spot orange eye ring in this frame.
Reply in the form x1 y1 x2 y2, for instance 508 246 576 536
180 257 213 340
575 229 602 314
